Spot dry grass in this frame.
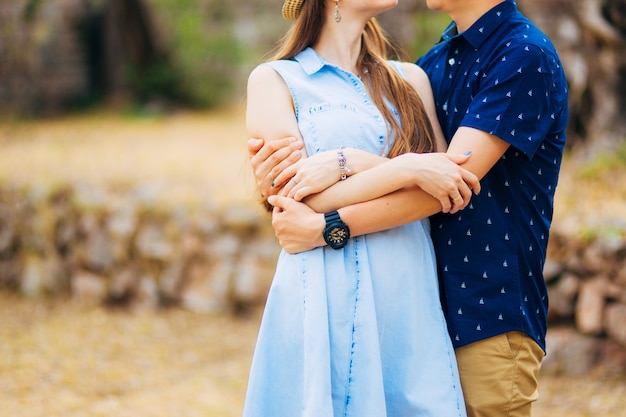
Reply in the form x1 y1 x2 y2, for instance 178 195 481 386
0 106 257 209
0 292 260 417
0 109 625 416
1 292 625 417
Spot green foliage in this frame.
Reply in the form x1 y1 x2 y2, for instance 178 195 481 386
576 141 626 180
22 0 43 21
124 61 181 104
406 11 450 59
150 0 245 108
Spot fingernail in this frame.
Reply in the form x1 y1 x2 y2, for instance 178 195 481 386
288 137 297 143
464 150 472 155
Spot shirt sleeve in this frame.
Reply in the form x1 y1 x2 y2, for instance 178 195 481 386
459 43 559 159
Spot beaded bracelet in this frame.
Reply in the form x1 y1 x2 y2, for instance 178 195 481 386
338 146 351 180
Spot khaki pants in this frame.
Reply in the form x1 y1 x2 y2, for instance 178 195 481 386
455 331 544 417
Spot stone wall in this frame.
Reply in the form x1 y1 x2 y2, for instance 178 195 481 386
0 0 90 114
542 220 626 375
1 183 625 374
0 183 279 314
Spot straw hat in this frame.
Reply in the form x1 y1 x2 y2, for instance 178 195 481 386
282 0 305 20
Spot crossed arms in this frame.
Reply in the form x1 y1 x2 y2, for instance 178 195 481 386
246 63 509 253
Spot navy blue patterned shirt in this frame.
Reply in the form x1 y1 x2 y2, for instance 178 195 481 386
416 0 569 351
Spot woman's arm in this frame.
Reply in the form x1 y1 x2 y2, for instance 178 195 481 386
300 151 477 213
285 62 478 214
401 62 447 152
246 64 307 200
268 129 505 254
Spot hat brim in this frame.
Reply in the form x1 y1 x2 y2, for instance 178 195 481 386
282 0 304 20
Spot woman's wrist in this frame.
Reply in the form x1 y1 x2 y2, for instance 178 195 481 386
391 153 421 189
337 147 351 180
343 148 386 176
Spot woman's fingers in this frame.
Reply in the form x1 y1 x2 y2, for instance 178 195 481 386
249 137 303 195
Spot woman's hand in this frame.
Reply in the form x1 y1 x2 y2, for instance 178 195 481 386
277 150 341 201
278 147 389 202
248 137 304 198
269 195 326 253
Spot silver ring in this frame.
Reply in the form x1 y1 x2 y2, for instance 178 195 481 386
453 195 462 200
291 178 297 185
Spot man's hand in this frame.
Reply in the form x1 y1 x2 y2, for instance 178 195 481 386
393 152 481 213
268 195 326 254
248 137 304 197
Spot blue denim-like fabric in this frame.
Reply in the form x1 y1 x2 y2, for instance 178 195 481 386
243 48 466 417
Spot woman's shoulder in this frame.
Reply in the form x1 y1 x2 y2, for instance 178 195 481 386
398 62 429 83
248 63 281 85
397 62 432 94
250 59 304 82
247 62 297 97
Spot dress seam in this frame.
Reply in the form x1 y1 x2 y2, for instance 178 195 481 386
343 239 360 417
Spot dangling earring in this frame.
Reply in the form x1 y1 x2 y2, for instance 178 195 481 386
334 0 341 23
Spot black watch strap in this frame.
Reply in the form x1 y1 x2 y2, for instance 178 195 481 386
324 210 341 224
323 210 350 249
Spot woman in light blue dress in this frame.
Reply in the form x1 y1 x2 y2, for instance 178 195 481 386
243 0 475 416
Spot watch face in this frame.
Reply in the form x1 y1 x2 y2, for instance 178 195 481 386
327 226 348 246
323 211 350 249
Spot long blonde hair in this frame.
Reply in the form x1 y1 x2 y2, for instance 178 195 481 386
271 0 436 157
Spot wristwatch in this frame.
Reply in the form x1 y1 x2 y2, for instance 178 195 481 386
323 210 350 249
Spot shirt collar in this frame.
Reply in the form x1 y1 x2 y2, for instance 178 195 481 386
295 47 326 75
441 0 518 48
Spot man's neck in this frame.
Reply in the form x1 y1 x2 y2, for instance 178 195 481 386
450 0 505 33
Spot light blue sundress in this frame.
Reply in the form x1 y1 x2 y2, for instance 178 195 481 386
243 47 466 417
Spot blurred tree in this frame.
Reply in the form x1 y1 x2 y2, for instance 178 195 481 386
1 0 625 155
520 0 626 154
377 2 449 60
76 0 177 105
103 0 173 103
150 0 245 108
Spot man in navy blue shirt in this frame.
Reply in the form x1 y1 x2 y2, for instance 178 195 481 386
248 1 568 415
414 1 568 415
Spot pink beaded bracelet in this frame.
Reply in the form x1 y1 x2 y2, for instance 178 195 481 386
338 147 351 180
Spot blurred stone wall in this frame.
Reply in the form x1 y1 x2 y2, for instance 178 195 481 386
543 219 626 376
1 183 625 374
0 0 89 114
0 184 279 315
